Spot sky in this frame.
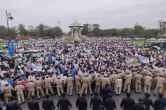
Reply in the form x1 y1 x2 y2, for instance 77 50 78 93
0 0 166 32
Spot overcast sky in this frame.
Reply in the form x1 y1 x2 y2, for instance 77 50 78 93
0 0 166 31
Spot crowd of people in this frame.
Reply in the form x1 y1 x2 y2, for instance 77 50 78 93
0 38 166 110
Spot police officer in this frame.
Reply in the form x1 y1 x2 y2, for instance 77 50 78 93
120 93 135 110
42 95 55 110
35 76 45 98
90 93 103 110
141 93 153 110
101 74 110 90
66 74 73 96
115 75 122 95
75 75 81 95
95 74 101 93
57 94 72 110
15 82 25 104
133 99 145 110
6 99 22 110
56 76 64 96
123 70 132 93
3 84 11 103
134 72 143 93
28 98 40 110
80 74 89 96
44 75 54 95
87 74 92 95
27 80 35 99
76 94 88 110
104 93 117 110
154 73 165 94
144 73 152 93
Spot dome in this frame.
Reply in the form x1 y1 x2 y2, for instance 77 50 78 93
71 20 82 26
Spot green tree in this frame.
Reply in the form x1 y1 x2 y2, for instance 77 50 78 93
18 24 28 35
46 26 63 38
36 24 49 37
134 24 145 36
145 29 159 38
82 24 89 35
121 28 134 37
93 24 101 36
0 25 8 37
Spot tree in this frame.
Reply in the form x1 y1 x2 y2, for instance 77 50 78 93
18 24 28 35
52 26 63 37
92 24 101 36
27 25 37 36
0 25 8 37
134 24 145 36
121 28 134 37
82 24 89 35
145 29 159 38
46 26 63 38
36 24 49 37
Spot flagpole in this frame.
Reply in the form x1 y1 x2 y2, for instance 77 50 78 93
5 10 10 35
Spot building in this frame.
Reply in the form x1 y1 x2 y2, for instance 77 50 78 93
159 20 166 37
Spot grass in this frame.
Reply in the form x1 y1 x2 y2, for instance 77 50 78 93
128 39 145 46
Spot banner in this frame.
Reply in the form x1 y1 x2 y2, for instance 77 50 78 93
138 55 149 64
8 40 16 56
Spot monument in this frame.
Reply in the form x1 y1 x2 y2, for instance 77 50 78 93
69 20 83 42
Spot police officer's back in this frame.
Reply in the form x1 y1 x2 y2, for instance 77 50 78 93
6 100 21 110
142 93 153 110
133 99 145 110
153 93 166 110
76 95 88 110
57 94 72 110
42 95 55 110
28 98 40 110
90 93 103 110
120 93 135 110
104 94 116 110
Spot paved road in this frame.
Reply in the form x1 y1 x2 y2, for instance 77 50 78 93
21 92 157 110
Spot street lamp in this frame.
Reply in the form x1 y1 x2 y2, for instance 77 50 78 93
5 10 14 36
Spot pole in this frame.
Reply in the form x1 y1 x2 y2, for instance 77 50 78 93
5 10 10 35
